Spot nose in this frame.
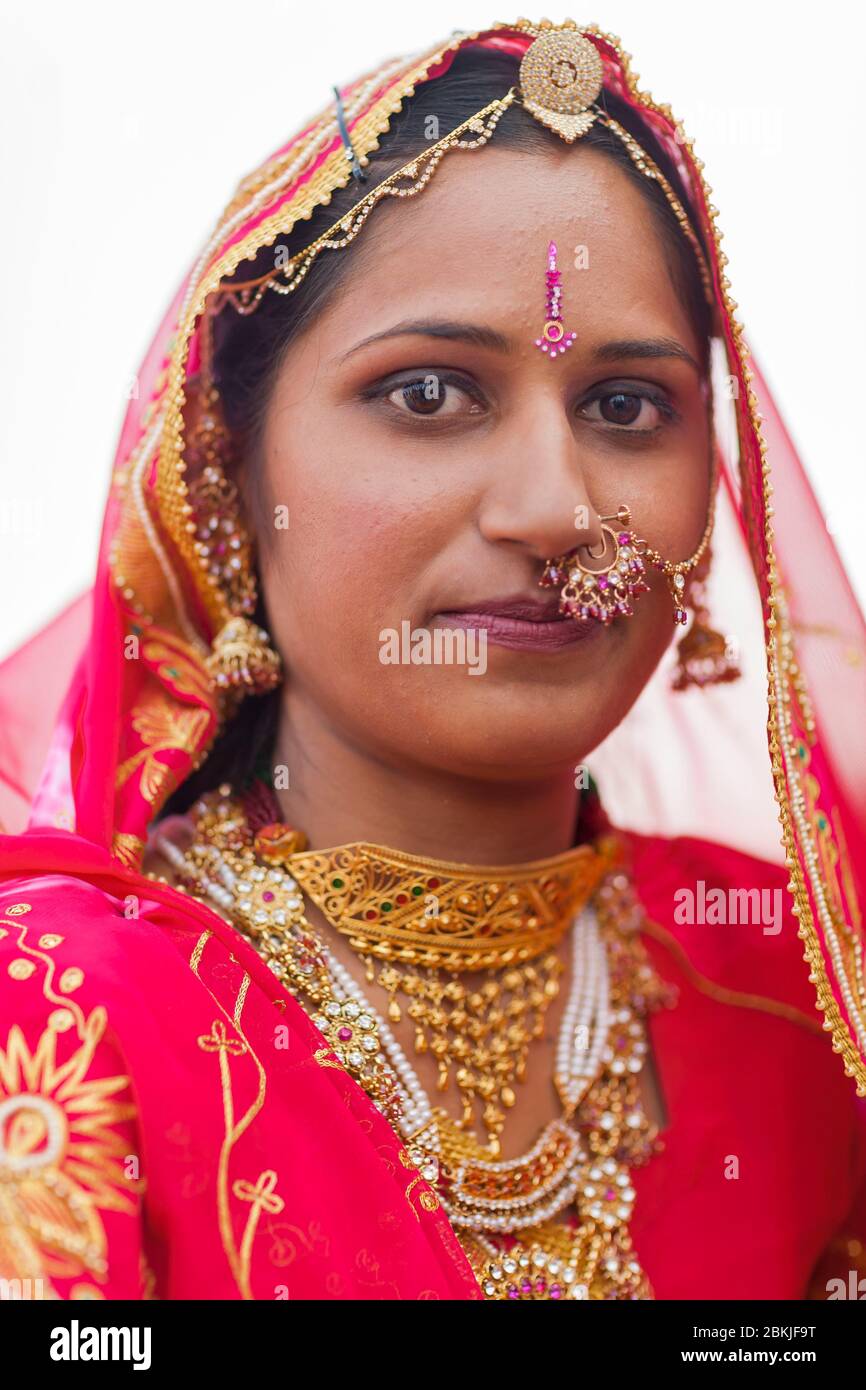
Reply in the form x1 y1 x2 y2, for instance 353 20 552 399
476 396 605 560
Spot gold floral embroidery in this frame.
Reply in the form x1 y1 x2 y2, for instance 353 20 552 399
197 1020 247 1058
0 1005 138 1290
189 934 268 1300
112 834 146 872
233 1169 285 1282
8 960 36 981
58 968 84 995
801 762 863 942
265 1218 329 1268
0 915 143 1296
784 731 866 1078
399 1148 441 1220
233 1170 283 1215
115 694 210 802
141 638 212 704
314 1047 344 1071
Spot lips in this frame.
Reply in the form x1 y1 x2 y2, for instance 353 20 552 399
435 593 598 652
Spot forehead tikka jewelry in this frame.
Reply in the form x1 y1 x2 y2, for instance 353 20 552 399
210 28 712 319
535 242 577 358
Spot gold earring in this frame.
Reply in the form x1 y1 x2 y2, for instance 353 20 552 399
185 326 282 696
669 549 741 691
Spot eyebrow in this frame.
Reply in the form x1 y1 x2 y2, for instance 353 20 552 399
339 319 513 361
339 318 699 372
591 337 700 373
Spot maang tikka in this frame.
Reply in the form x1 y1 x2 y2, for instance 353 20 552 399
534 242 577 358
185 312 282 698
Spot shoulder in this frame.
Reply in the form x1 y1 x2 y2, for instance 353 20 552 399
618 829 816 1016
0 867 204 1042
621 828 791 934
621 828 789 900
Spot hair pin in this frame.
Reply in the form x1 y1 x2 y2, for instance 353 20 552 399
333 84 367 183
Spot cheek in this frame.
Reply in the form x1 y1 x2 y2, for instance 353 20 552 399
254 428 457 673
612 430 712 560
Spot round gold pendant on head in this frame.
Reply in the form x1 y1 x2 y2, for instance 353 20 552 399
519 31 604 116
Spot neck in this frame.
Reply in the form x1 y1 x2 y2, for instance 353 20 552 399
271 698 582 864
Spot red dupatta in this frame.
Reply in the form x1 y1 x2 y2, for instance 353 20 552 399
1 18 866 1299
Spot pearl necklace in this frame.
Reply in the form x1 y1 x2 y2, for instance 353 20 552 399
322 907 614 1234
151 793 669 1300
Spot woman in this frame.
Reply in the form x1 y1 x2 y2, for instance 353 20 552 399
1 17 865 1302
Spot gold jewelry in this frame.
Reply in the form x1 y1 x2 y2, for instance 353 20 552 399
150 790 674 1301
540 506 652 626
443 872 664 1300
641 501 716 627
212 94 518 316
518 27 604 142
205 615 282 694
173 792 614 1155
153 789 402 1124
283 836 614 970
185 314 282 696
671 548 742 690
286 831 616 1153
211 29 712 319
541 497 717 630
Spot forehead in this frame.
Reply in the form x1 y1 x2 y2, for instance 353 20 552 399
322 143 694 349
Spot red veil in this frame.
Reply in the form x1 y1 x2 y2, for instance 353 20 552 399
1 19 865 1299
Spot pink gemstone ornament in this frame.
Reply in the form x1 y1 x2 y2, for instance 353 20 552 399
534 241 577 358
539 506 652 626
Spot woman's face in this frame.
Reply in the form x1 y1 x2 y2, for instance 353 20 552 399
254 143 711 780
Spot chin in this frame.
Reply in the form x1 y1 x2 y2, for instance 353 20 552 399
396 699 613 779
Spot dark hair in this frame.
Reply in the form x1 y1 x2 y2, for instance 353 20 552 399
164 45 713 814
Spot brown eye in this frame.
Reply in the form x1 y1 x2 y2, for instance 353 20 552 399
382 373 483 420
399 378 443 415
579 389 669 430
600 392 642 425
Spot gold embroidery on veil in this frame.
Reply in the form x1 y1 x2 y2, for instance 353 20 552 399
105 17 866 1092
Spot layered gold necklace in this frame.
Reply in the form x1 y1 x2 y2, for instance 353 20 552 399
152 785 674 1301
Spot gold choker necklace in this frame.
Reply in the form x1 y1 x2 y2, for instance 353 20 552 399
151 786 673 1301
270 834 616 970
166 788 614 1152
270 828 615 1150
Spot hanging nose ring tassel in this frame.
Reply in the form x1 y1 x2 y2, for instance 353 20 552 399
539 507 651 625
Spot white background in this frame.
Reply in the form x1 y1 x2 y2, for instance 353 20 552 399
1 0 864 659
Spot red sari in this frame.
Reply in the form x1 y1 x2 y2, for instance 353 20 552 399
1 827 864 1299
2 20 866 1301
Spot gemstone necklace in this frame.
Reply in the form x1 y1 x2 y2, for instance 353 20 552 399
151 789 673 1300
